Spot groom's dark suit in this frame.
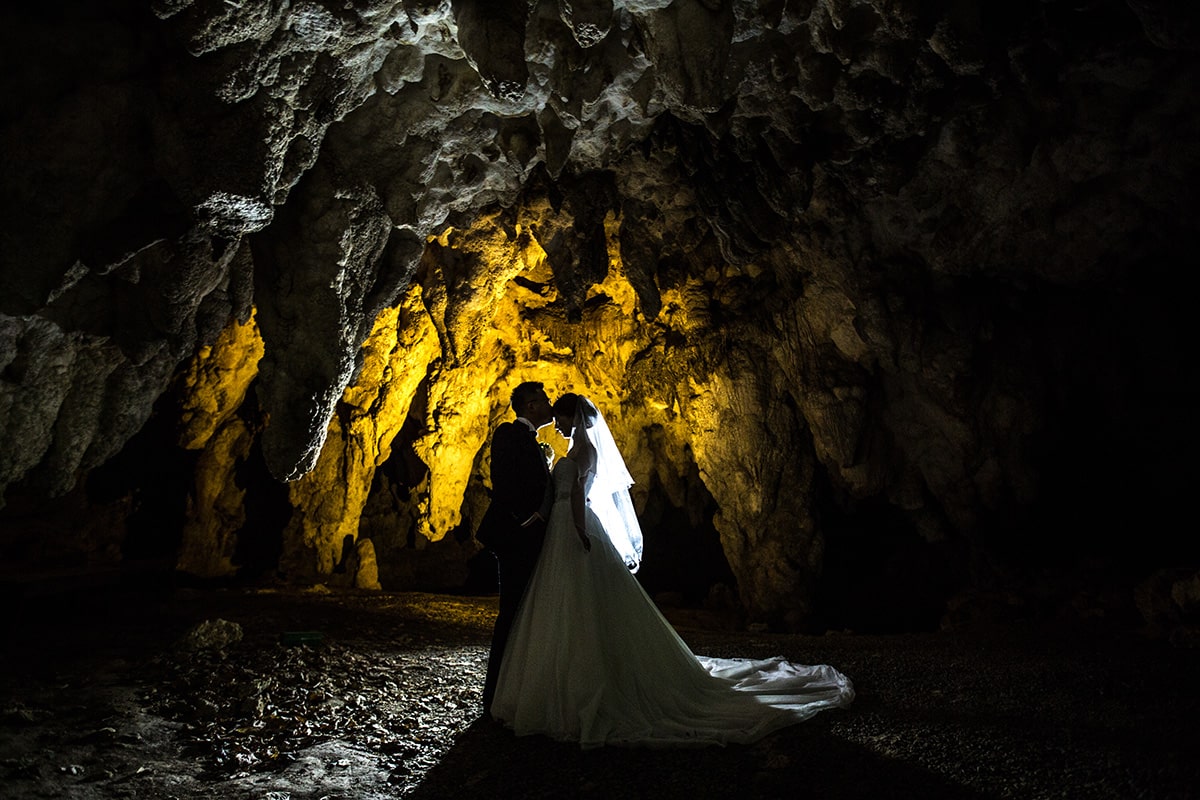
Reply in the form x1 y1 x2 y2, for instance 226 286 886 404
477 418 551 712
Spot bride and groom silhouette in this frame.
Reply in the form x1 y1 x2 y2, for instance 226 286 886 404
476 382 853 747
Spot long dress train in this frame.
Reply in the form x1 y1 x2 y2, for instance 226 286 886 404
491 457 854 748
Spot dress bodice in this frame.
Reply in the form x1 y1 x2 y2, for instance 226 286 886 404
552 457 594 503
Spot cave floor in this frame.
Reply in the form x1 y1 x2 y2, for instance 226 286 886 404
0 581 1196 800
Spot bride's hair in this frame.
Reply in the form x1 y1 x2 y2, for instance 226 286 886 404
551 393 595 427
551 393 576 417
554 392 644 571
552 393 597 472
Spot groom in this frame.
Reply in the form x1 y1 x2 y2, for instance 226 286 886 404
476 381 554 714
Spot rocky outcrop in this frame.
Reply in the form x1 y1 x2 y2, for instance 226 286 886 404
2 0 1197 629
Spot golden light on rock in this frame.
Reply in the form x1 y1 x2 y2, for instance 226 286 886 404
176 309 265 452
177 415 255 578
384 201 672 561
169 202 822 625
175 310 264 578
281 287 439 582
0 0 1188 643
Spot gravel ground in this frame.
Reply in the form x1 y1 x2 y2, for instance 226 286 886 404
0 583 1196 800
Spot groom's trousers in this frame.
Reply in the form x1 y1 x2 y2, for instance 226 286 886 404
482 524 545 713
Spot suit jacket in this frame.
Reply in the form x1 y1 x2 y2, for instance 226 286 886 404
476 420 551 552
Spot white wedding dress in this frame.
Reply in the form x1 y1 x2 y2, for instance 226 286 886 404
491 451 855 748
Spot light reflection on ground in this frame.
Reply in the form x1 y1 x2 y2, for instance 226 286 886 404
0 588 1196 799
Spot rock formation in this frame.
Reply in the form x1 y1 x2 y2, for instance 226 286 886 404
2 0 1198 631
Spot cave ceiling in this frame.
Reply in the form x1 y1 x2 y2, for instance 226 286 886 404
1 0 1198 625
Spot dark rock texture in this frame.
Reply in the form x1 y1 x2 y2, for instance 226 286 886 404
2 0 1198 629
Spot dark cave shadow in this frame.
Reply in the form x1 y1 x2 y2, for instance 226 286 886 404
404 717 994 800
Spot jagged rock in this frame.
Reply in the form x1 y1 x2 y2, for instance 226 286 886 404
452 0 530 100
2 0 1197 629
176 415 255 579
558 0 614 48
353 537 383 590
178 618 244 652
176 310 264 452
280 292 439 581
1137 569 1200 646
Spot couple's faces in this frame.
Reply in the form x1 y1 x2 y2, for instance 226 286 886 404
527 392 554 427
555 415 574 440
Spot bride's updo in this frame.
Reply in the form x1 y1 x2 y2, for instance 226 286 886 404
551 392 577 419
553 393 598 473
551 393 596 428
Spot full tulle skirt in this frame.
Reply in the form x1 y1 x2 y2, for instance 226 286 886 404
491 488 854 748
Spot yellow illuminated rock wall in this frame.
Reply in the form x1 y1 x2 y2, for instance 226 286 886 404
176 311 265 452
175 312 264 578
398 204 820 625
279 289 439 584
177 415 255 578
170 205 829 625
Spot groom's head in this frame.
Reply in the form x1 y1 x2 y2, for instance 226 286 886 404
511 381 553 428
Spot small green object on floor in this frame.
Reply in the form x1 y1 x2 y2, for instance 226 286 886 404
280 631 324 646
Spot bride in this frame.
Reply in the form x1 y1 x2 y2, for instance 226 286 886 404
490 393 854 747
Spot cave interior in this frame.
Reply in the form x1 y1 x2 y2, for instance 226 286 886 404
3 0 1200 631
2 0 1200 795
1 0 1200 785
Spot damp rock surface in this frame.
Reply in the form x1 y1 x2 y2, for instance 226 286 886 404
0 586 1196 799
